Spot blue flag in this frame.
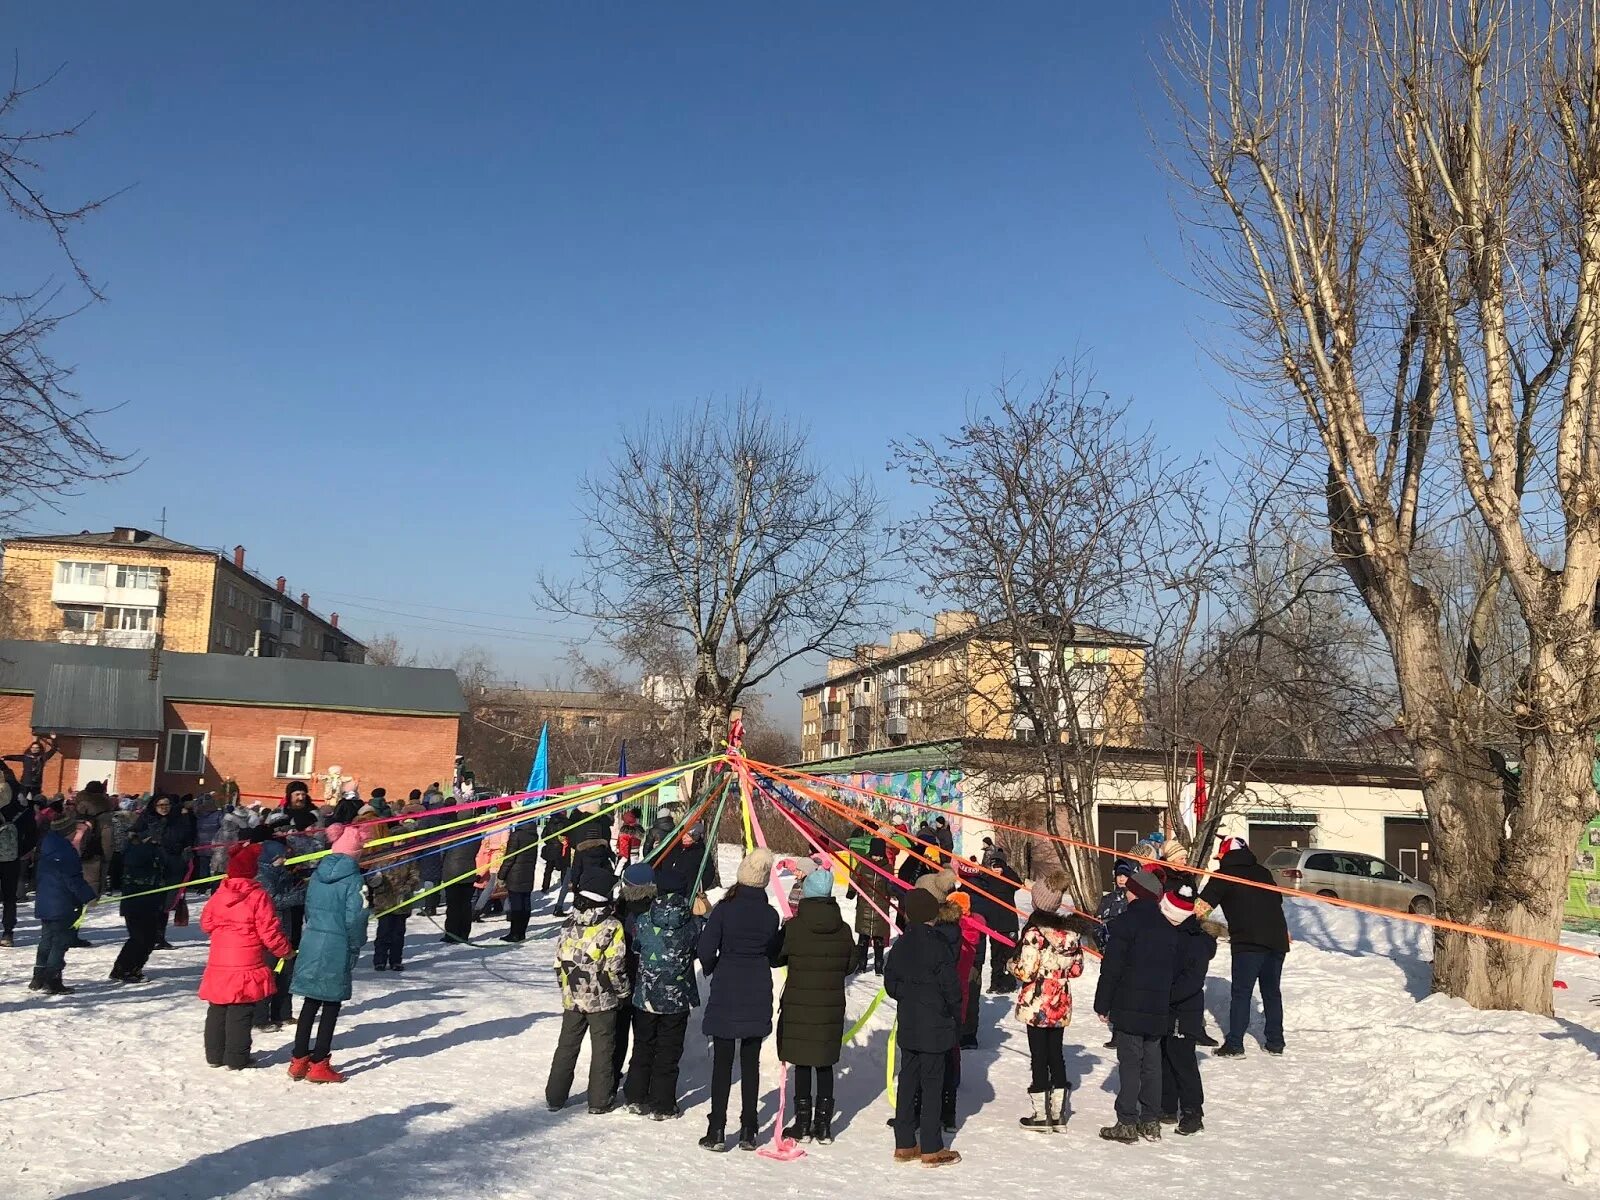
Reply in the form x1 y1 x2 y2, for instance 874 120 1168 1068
525 722 549 802
617 740 628 779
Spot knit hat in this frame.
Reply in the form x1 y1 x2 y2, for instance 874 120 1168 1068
409 789 422 801
901 888 939 926
654 866 689 896
916 868 959 903
356 804 378 819
949 891 971 916
802 869 835 899
227 841 263 879
289 808 317 832
1127 869 1164 902
622 861 655 889
1160 883 1197 927
327 822 369 858
1030 869 1072 916
1112 859 1135 880
1218 836 1249 859
371 788 386 799
50 811 76 836
736 847 775 889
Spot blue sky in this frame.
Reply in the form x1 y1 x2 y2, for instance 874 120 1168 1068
8 3 1225 721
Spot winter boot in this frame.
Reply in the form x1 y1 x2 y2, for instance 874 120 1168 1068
893 1148 921 1164
1098 1122 1140 1144
41 971 74 995
1160 1111 1179 1125
737 1122 759 1151
920 1150 962 1167
1019 1089 1054 1133
698 1121 727 1152
782 1098 813 1143
26 968 43 991
1137 1121 1162 1143
1176 1113 1204 1136
0 934 13 947
940 1086 957 1133
306 1059 346 1084
287 1056 311 1081
1214 1045 1245 1058
812 1098 835 1145
874 940 885 975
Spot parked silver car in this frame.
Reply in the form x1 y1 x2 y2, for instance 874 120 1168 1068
1263 847 1436 915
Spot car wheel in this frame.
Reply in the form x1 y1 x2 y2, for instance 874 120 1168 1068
1409 896 1434 916
1316 889 1338 898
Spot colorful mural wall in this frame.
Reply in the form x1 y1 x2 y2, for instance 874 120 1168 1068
1567 812 1600 926
800 766 967 852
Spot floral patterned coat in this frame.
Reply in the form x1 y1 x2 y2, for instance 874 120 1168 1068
1009 916 1084 1028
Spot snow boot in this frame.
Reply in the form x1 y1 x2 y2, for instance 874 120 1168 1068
27 969 43 991
287 1056 311 1081
1098 1122 1140 1144
41 971 74 995
698 1121 727 1152
783 1098 813 1143
920 1150 962 1167
812 1098 835 1145
893 1148 921 1164
0 934 13 947
1214 1045 1244 1058
1138 1121 1162 1143
306 1059 346 1084
1160 1111 1179 1125
737 1122 759 1151
1177 1114 1204 1136
1020 1089 1053 1132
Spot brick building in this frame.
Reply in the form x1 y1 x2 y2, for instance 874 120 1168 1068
0 641 462 800
0 527 363 662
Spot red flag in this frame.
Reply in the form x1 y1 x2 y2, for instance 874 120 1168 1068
1194 745 1208 826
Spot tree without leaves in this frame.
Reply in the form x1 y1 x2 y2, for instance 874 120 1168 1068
1165 0 1600 1011
0 64 126 522
892 360 1209 906
544 396 889 757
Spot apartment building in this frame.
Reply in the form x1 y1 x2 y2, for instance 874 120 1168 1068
797 611 1147 760
0 528 364 663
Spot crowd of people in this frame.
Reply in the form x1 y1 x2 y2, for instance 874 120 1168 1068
0 747 1294 1169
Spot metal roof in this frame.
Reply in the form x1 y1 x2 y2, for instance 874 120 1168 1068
0 641 466 719
5 529 211 554
32 663 164 737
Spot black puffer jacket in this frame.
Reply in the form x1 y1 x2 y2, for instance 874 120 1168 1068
499 820 541 892
969 859 1021 937
775 897 857 1066
1169 915 1218 1039
440 831 482 881
540 811 571 865
884 920 960 1054
1093 898 1180 1037
1199 847 1290 954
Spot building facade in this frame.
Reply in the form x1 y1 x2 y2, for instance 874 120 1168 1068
0 641 460 799
0 528 364 663
797 611 1147 760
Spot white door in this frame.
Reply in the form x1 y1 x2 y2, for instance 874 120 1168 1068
77 738 117 793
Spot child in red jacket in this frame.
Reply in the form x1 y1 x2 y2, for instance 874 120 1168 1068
615 808 643 863
200 841 294 1070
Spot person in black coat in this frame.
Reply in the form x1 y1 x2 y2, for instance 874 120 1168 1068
499 816 542 942
884 887 961 1167
0 772 39 947
775 869 856 1144
1160 883 1216 1135
439 828 483 944
967 851 1022 992
1198 836 1289 1056
658 824 721 897
133 795 197 949
893 848 928 931
110 831 168 982
1094 869 1180 1143
696 848 780 1152
540 809 571 894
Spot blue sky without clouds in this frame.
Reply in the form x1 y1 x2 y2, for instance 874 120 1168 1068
8 3 1227 722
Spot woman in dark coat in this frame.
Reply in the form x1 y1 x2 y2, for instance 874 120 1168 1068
846 838 892 973
134 795 197 949
776 868 856 1144
696 848 780 1152
439 829 482 944
499 817 541 942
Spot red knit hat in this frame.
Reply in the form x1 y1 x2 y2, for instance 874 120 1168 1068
226 841 263 879
1218 836 1250 860
1159 884 1197 927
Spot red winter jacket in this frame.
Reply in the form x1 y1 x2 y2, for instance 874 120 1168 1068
198 877 293 1005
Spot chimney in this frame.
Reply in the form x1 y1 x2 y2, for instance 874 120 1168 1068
276 576 286 593
330 612 339 629
301 592 310 609
232 545 246 569
113 526 143 544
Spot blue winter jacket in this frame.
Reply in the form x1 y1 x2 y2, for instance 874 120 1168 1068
35 830 96 922
698 885 781 1039
291 853 370 1002
634 892 704 1014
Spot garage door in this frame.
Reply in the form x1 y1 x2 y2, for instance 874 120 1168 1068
1096 805 1162 888
1384 817 1433 884
1248 823 1316 862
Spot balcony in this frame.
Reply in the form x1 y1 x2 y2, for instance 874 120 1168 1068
51 580 161 608
279 627 302 648
885 715 909 737
58 629 156 650
821 713 843 735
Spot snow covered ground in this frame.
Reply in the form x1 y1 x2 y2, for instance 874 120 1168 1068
4 847 1600 1200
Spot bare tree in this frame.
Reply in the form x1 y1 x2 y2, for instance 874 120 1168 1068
363 633 416 667
1165 0 1600 1010
893 360 1208 905
0 65 126 520
545 396 888 756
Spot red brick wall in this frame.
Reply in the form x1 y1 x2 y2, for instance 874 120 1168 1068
0 692 459 801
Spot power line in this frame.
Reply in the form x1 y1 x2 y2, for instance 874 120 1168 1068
322 590 593 625
327 599 583 643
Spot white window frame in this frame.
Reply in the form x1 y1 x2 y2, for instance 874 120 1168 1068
61 606 101 632
114 564 159 590
275 735 314 779
57 560 107 586
104 605 155 631
165 729 207 774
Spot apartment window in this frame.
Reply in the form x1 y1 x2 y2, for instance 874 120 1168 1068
216 625 243 651
57 561 106 586
104 606 154 631
258 598 276 620
281 612 297 632
61 606 100 632
579 715 602 731
276 736 314 778
165 730 206 774
114 564 159 590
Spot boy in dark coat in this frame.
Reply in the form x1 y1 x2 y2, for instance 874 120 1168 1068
499 816 541 942
625 865 703 1119
846 838 892 974
1198 836 1290 1057
32 812 96 994
884 887 962 1168
1159 882 1216 1135
110 830 168 982
1094 869 1180 1144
